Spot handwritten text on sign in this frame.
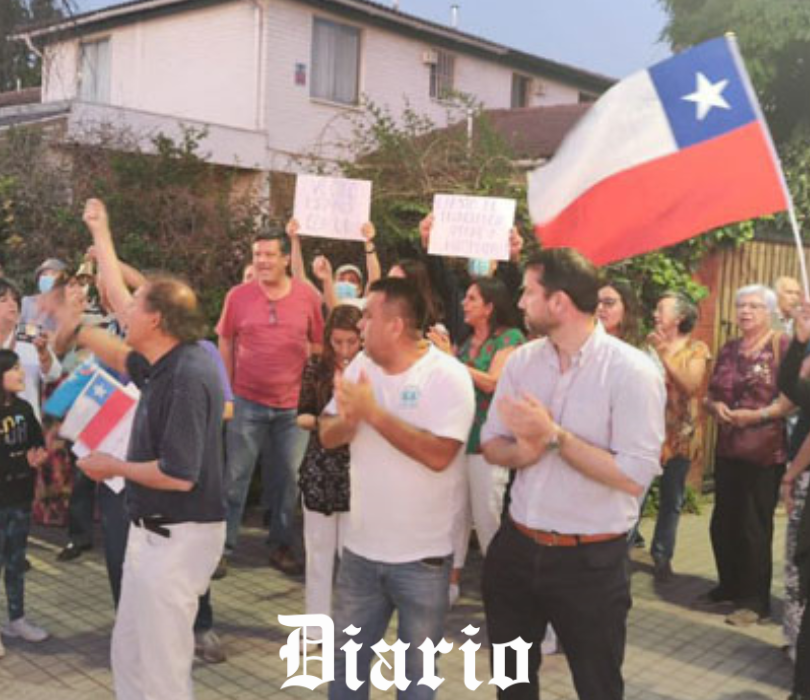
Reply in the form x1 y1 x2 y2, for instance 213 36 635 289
293 175 372 241
429 194 515 261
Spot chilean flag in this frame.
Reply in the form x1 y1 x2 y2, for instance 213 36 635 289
528 37 789 266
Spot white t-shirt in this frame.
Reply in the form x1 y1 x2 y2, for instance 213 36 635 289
325 345 475 563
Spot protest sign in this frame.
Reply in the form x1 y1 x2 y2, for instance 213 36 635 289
428 194 515 261
293 174 372 241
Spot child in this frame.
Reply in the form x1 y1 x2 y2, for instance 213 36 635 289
0 349 49 657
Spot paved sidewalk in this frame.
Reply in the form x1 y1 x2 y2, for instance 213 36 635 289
0 505 794 700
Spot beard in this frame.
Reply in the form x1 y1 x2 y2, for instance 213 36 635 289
525 312 557 338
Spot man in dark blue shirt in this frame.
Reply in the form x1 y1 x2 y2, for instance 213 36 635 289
65 275 225 700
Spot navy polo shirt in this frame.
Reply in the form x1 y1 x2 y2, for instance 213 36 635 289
125 342 225 522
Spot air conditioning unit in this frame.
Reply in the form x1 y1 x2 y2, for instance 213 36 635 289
533 79 547 96
422 50 438 65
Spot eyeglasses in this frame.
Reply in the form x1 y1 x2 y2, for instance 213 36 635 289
735 302 767 311
269 301 278 326
597 298 619 308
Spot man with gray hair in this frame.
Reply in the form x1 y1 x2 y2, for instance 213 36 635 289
775 276 802 333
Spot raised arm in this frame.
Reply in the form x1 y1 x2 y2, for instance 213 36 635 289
82 199 133 316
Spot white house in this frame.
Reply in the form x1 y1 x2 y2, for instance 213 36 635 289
10 0 612 174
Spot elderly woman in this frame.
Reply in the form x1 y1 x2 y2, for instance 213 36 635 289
647 292 710 581
706 283 793 626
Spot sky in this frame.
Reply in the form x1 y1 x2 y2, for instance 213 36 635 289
68 0 672 79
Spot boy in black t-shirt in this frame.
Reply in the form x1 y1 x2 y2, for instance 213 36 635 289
0 349 49 656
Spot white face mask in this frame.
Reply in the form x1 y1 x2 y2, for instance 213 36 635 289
38 275 56 294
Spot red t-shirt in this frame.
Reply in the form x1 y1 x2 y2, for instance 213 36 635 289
216 279 324 409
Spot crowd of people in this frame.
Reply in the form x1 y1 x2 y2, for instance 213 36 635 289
2 199 810 700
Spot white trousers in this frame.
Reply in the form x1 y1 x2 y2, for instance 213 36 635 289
303 505 348 618
112 520 225 700
452 453 509 568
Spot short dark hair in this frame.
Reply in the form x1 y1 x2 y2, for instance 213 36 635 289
142 275 206 343
661 290 698 335
469 277 518 335
369 277 427 337
253 227 291 256
0 278 22 310
0 349 20 404
525 248 600 314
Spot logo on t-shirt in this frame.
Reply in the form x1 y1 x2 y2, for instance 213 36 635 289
400 385 421 409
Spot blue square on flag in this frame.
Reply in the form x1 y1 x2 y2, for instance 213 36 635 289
649 37 756 150
87 375 115 406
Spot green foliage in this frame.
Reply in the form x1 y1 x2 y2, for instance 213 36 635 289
0 0 63 91
0 124 261 326
642 482 703 517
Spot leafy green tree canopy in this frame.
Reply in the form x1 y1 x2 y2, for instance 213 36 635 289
0 0 63 91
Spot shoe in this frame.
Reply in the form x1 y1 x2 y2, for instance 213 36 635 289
194 629 226 664
632 532 646 549
2 617 49 642
725 608 763 627
211 556 228 581
705 586 733 603
57 542 91 562
448 583 460 607
653 559 674 583
269 547 304 577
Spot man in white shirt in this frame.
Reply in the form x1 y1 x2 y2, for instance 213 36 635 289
481 248 665 700
320 277 475 700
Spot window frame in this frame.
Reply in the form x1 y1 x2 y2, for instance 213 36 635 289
310 16 362 107
77 36 112 104
429 49 455 102
511 73 532 109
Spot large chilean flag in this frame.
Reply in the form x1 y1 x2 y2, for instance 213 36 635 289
528 37 789 266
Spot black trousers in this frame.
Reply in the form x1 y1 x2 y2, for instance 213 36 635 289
483 519 631 700
794 599 810 695
67 464 96 547
710 458 783 615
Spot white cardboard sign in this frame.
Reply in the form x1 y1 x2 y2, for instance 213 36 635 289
428 194 516 261
293 174 372 241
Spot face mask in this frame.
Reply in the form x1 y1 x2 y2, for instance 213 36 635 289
467 258 491 277
335 281 359 300
38 275 56 294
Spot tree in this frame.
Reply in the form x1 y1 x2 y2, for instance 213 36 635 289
0 0 63 91
660 0 810 144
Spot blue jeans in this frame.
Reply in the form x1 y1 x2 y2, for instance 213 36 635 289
224 397 307 553
330 548 451 700
650 456 691 563
0 506 31 621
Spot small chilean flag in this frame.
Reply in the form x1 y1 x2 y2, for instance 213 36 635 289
60 369 138 452
528 36 789 266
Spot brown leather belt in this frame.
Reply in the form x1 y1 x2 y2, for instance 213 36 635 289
510 517 625 547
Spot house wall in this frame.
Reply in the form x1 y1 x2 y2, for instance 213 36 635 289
40 0 583 169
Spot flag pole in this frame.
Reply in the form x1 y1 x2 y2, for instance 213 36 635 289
787 200 810 298
726 32 809 297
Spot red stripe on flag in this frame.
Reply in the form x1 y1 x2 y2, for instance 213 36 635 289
534 122 788 266
79 390 136 450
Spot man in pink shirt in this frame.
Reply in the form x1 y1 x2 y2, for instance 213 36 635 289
217 230 324 575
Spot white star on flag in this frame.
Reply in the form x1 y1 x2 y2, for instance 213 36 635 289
682 72 731 121
92 384 109 399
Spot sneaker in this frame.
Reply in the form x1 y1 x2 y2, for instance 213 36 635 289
57 542 91 562
725 608 763 627
653 558 674 583
2 617 49 643
194 629 226 664
211 556 228 581
269 547 304 577
448 583 461 607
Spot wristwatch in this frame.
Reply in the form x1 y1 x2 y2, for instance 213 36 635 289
546 426 568 452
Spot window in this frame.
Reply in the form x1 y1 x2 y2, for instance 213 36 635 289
78 38 111 103
311 18 361 105
511 74 531 108
429 50 455 100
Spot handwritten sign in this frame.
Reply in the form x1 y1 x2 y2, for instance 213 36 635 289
293 174 372 241
428 194 515 261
